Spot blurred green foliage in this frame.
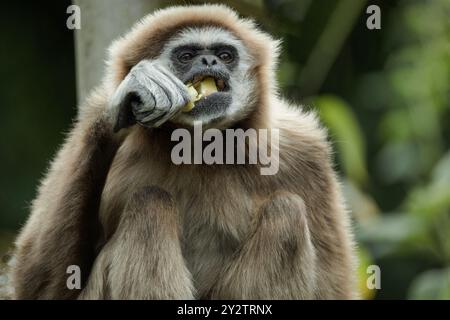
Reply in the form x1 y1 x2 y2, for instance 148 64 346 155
0 1 76 230
0 0 449 299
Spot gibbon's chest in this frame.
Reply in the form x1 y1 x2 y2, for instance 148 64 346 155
100 131 274 293
100 146 259 245
100 147 260 291
165 164 258 294
161 163 257 250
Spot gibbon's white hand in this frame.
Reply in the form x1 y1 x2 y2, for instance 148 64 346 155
109 60 190 131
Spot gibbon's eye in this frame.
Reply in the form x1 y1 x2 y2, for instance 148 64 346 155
218 51 234 63
178 51 195 63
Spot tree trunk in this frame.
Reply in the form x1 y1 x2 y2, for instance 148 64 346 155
73 0 162 102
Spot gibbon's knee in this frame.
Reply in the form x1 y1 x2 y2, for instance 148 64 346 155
252 193 316 271
122 186 180 236
211 192 317 299
256 193 312 247
256 192 317 297
80 186 194 300
258 192 308 226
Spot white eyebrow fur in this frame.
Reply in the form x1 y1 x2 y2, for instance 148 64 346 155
159 26 253 65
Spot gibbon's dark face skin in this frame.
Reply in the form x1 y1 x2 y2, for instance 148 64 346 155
170 43 238 118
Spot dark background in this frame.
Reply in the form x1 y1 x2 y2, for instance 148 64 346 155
0 0 449 299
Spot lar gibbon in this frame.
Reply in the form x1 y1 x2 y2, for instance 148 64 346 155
11 5 357 299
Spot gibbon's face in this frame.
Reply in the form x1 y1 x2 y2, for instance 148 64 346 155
159 27 256 127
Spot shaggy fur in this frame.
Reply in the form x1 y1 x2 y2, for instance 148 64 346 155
11 4 357 299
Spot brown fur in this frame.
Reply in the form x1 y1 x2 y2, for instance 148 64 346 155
11 4 357 299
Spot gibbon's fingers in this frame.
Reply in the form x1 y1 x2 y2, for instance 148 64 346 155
132 62 189 127
110 60 190 130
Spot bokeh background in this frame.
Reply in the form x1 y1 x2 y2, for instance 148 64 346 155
0 0 449 299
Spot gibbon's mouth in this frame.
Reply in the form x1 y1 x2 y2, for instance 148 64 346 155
179 70 232 118
185 91 232 117
190 75 227 92
185 71 230 93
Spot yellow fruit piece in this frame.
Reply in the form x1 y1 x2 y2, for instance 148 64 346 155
187 84 198 101
182 77 218 113
182 85 199 112
197 77 217 96
182 101 195 112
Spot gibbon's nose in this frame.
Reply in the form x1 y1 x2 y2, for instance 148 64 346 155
200 55 217 67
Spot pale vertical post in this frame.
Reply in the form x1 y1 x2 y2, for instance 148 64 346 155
73 0 162 102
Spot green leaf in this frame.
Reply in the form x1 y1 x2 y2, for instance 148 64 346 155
408 268 450 300
314 95 369 186
358 213 424 249
406 151 450 219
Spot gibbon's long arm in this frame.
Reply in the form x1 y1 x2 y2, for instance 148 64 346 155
78 186 194 299
12 60 190 299
13 107 122 299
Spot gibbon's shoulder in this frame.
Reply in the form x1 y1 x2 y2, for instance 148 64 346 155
272 99 330 149
270 99 334 170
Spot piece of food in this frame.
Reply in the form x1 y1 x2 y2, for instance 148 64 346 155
197 77 218 96
182 85 200 112
182 77 218 112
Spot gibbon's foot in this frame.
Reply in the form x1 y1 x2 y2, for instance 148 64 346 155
209 192 317 299
79 186 194 299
